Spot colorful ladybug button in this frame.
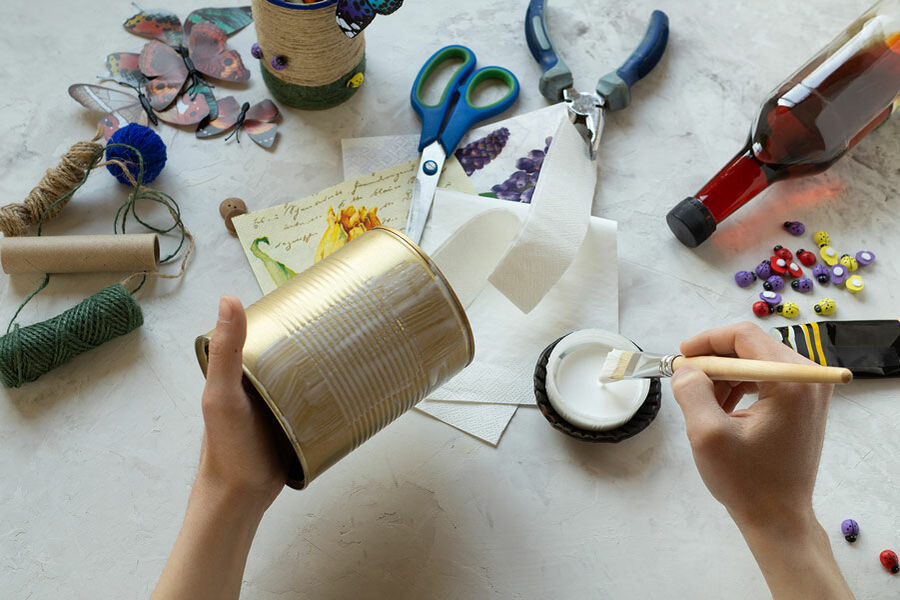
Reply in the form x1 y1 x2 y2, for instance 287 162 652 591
784 221 805 236
755 260 773 280
735 270 757 287
814 298 837 315
812 264 830 284
791 277 814 293
752 301 773 317
880 549 899 574
796 249 817 266
787 262 803 278
763 275 785 292
774 245 793 262
776 302 799 318
813 230 831 247
839 254 859 271
841 519 859 543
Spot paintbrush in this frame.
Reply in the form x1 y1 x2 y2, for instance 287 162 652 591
598 349 853 384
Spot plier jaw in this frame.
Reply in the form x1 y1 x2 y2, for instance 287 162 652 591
562 88 605 161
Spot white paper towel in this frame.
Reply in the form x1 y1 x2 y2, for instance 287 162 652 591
487 111 598 313
413 191 618 444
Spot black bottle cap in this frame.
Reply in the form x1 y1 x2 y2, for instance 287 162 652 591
667 197 717 248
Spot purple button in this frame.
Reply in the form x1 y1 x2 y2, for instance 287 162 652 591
759 290 782 305
856 250 875 266
831 265 848 285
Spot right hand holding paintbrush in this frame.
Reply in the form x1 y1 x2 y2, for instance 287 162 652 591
671 322 853 599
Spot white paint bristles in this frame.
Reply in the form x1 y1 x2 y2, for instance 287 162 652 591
598 349 633 381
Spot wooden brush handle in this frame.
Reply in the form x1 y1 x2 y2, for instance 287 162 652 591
672 356 852 384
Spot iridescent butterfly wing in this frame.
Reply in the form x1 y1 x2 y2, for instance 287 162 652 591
139 41 188 110
243 100 280 148
99 52 148 87
155 91 211 126
196 96 241 138
184 6 253 36
68 83 149 139
187 81 220 122
123 6 184 47
188 22 250 82
336 0 403 38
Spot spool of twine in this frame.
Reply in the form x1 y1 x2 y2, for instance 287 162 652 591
0 139 104 237
0 284 143 388
252 0 365 108
0 134 193 388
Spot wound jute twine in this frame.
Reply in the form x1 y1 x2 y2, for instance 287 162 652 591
0 129 194 388
252 0 365 108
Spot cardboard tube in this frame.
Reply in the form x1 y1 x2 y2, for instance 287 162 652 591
1 234 159 274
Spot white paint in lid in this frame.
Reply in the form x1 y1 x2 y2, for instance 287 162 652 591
762 291 776 299
544 329 650 431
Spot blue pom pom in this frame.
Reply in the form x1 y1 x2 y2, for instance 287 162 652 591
106 124 167 186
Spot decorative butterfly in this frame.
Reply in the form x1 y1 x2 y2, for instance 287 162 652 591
124 5 251 119
139 22 249 114
69 83 210 139
336 0 404 38
196 97 280 148
102 51 219 122
124 4 252 47
96 52 212 128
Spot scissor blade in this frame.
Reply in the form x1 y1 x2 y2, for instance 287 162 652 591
405 143 445 245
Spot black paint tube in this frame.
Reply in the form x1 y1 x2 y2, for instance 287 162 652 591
770 320 900 378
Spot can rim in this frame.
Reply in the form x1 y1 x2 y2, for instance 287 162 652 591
372 226 476 367
195 336 310 489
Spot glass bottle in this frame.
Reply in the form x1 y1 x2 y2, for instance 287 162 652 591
668 1 900 247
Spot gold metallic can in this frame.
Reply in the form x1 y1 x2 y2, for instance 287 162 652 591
195 227 474 489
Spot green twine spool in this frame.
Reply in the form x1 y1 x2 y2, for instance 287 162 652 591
0 134 188 389
0 284 143 388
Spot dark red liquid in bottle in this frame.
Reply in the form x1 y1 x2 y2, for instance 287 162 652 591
668 27 900 247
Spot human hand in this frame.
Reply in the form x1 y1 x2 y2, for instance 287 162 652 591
670 321 832 529
670 322 854 598
198 296 286 513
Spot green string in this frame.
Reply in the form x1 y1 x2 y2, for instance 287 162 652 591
5 142 186 334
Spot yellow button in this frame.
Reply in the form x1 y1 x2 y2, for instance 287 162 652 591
846 276 864 293
820 245 839 266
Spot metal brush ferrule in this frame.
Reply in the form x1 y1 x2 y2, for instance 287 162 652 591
660 354 680 377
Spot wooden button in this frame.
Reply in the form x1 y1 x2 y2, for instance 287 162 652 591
219 197 247 234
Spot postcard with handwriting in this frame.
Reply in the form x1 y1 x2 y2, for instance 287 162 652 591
232 157 474 295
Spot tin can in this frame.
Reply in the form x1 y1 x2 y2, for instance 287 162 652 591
195 227 474 488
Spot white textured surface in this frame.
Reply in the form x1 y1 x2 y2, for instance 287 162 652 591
2 1 900 598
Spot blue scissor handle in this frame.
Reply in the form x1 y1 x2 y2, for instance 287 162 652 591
525 0 573 102
411 45 477 151
438 66 520 156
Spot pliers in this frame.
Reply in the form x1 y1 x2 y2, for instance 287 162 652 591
525 2 669 159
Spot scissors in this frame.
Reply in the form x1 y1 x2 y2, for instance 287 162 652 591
406 45 520 244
